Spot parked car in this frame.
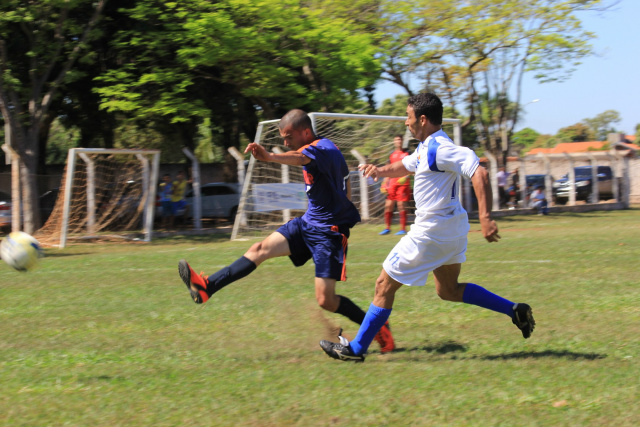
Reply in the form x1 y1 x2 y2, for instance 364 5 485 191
0 191 11 231
553 166 614 204
160 182 241 222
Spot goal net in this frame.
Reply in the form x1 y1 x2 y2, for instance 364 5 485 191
36 148 160 248
231 113 462 240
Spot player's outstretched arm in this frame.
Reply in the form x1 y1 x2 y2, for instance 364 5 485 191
471 166 500 243
244 143 310 166
358 161 410 182
244 142 272 162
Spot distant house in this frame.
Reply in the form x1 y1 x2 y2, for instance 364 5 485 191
526 134 638 157
527 141 608 155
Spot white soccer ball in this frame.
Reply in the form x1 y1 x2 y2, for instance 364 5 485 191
1 231 44 272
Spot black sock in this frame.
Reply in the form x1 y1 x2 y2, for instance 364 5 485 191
335 295 367 325
205 256 257 296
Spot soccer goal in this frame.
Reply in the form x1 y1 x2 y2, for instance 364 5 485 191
36 148 160 248
231 113 463 241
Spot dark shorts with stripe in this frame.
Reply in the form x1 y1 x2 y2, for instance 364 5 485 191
276 217 351 281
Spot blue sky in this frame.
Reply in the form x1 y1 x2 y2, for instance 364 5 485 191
374 0 639 137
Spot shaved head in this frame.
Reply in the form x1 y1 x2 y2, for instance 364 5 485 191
278 109 317 149
279 109 313 132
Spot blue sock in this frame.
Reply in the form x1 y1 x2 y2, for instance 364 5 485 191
349 304 392 355
462 283 515 317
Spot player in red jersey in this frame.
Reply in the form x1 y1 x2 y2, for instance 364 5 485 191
380 135 411 235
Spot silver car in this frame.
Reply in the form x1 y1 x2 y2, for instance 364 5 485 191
186 183 240 222
0 191 10 231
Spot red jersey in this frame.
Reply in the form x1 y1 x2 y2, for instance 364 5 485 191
388 149 410 186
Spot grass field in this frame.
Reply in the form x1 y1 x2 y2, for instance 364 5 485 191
1 209 639 426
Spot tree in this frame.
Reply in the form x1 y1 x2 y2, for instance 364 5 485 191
372 0 616 163
534 134 557 150
46 119 81 165
511 127 541 155
0 0 107 232
95 0 381 153
556 123 596 142
583 109 622 140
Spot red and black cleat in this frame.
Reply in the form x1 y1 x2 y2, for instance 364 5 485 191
373 321 395 354
178 259 210 304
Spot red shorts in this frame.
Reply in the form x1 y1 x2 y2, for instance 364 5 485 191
387 184 411 202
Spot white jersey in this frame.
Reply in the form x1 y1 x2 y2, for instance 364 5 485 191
402 129 479 241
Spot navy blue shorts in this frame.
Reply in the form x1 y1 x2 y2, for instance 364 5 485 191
276 217 351 281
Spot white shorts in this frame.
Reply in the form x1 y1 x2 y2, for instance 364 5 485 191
382 232 467 287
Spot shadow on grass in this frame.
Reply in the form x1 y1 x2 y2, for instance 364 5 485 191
43 252 92 258
374 344 606 362
478 350 606 361
392 340 468 355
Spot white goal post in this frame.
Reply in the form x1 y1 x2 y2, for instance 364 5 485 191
231 113 463 241
37 148 160 248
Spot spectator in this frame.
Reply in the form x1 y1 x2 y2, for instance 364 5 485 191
496 166 509 208
171 170 188 226
158 173 173 229
510 168 520 207
529 185 548 215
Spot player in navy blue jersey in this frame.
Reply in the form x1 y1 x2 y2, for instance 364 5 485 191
178 109 394 353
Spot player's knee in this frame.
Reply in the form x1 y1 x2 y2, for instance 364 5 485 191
317 298 331 311
244 241 264 259
436 287 452 301
316 294 334 311
436 284 462 302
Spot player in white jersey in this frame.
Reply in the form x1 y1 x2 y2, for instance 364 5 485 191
320 92 535 362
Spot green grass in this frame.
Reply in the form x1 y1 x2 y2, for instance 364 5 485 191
1 210 639 426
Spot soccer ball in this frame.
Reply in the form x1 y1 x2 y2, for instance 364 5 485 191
0 231 44 272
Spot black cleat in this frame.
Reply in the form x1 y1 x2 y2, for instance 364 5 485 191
319 339 365 362
512 303 535 339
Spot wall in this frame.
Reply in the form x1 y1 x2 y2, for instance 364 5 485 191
506 155 640 204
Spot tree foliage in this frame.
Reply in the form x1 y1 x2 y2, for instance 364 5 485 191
95 0 381 151
583 109 621 140
511 127 541 155
373 0 614 162
556 123 596 142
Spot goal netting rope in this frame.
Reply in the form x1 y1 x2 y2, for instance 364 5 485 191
36 149 159 247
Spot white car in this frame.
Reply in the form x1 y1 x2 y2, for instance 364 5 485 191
0 191 11 231
185 183 241 222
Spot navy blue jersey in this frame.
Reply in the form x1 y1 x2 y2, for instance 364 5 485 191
298 138 361 228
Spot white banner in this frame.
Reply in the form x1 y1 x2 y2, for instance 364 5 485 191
251 183 307 212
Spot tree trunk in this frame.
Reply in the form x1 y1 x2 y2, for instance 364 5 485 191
19 131 42 233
